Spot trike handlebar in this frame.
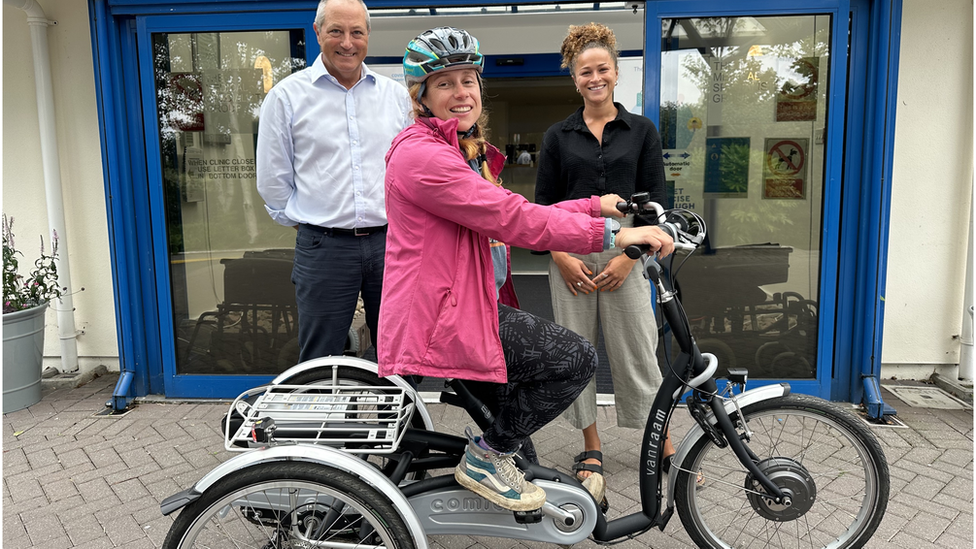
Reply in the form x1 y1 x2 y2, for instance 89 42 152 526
615 197 706 259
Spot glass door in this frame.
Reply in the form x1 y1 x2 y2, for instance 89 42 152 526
138 14 315 397
646 2 849 398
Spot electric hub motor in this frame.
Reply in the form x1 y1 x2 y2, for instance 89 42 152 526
744 457 816 522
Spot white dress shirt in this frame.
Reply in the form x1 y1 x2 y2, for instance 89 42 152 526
256 55 412 228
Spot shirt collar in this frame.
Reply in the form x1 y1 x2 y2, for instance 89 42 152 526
561 102 633 132
309 54 375 87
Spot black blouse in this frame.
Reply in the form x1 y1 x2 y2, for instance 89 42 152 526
535 103 667 213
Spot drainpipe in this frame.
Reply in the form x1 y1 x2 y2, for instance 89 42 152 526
5 0 81 373
960 178 974 381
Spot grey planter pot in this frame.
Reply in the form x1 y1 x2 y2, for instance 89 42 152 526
3 302 47 413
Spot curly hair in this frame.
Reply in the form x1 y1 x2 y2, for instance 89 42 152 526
559 22 618 74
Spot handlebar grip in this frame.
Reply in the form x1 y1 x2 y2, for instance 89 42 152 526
624 222 697 259
624 244 650 259
626 223 673 259
616 201 630 214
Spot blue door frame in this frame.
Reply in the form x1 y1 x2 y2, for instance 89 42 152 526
644 0 853 400
89 0 901 410
134 12 317 399
90 2 163 409
842 0 903 416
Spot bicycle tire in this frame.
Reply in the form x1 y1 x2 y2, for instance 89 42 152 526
163 461 416 549
674 394 889 548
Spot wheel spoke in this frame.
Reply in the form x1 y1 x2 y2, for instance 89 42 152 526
166 463 412 549
675 395 888 549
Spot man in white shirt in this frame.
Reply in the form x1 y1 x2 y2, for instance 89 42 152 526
256 0 412 361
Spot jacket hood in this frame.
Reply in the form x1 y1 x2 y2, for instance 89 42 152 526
387 117 506 178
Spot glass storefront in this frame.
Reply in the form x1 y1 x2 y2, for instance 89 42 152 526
147 14 829 382
485 76 590 273
658 15 830 379
111 1 891 402
150 29 306 375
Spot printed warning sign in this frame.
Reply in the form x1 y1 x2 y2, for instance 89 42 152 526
763 138 808 199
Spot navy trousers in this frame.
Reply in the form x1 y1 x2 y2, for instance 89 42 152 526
291 224 385 362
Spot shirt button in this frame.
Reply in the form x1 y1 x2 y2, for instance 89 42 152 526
598 155 603 159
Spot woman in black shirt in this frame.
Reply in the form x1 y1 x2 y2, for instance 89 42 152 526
535 22 674 505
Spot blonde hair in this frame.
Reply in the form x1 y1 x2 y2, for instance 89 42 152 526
559 22 618 74
408 80 500 186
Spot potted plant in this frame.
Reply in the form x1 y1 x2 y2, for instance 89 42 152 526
3 214 64 413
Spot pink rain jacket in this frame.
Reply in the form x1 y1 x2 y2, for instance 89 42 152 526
379 116 607 383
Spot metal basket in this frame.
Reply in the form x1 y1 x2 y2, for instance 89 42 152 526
225 383 415 453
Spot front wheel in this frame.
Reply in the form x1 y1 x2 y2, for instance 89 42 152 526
675 394 889 548
163 462 417 549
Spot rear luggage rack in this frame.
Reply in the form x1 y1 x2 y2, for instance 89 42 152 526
225 384 415 453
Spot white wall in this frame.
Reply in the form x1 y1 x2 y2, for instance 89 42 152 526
882 0 974 379
367 9 646 56
2 1 971 380
3 0 119 371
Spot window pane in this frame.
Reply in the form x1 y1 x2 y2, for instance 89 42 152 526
660 15 830 379
151 30 306 375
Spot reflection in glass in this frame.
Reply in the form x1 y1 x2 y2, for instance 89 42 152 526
151 30 305 375
659 16 829 379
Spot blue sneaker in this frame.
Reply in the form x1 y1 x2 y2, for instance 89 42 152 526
454 427 546 511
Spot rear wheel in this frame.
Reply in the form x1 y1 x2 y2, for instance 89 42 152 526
674 394 889 548
164 462 416 549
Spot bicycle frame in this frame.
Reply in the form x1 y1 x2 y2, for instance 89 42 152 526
164 203 888 549
365 251 795 544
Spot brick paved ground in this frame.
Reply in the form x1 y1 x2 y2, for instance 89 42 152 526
2 374 972 548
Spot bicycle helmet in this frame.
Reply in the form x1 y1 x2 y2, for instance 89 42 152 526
403 27 484 87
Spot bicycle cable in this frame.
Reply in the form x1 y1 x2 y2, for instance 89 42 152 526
663 207 701 282
656 244 719 400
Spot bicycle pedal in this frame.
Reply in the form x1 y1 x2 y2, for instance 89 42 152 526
513 508 543 524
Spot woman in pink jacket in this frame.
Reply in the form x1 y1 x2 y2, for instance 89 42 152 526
379 27 674 512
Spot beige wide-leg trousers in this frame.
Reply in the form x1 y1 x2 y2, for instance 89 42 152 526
551 217 663 430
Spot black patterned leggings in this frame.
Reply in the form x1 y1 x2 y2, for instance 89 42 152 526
468 304 597 455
